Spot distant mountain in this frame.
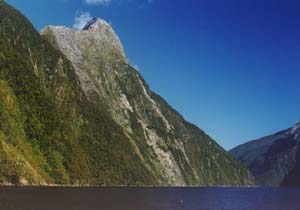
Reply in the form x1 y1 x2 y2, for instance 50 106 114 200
0 0 252 186
230 122 300 186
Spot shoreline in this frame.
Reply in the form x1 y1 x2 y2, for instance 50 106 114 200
0 184 258 188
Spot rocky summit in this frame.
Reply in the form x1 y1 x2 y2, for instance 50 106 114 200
0 0 252 186
230 122 300 186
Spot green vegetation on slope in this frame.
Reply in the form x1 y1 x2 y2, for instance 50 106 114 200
0 0 252 186
0 0 156 185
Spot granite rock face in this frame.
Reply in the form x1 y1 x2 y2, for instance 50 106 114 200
41 18 253 186
0 0 253 186
230 122 300 186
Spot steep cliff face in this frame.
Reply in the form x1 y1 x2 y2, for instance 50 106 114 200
41 18 253 186
0 0 252 186
230 123 300 186
0 0 88 184
0 0 155 185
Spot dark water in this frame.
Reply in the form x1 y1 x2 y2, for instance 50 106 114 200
0 187 299 210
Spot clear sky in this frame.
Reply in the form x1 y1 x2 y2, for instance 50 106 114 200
5 0 300 150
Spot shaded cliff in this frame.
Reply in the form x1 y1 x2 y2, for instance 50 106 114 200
230 123 300 186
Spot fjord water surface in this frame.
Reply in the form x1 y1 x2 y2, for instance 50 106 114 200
0 187 299 210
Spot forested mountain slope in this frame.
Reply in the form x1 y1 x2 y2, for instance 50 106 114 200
0 0 252 186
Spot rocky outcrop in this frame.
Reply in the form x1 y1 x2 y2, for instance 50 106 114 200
0 0 253 186
230 122 300 186
41 18 253 186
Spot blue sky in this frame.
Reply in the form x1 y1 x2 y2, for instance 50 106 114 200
5 0 300 150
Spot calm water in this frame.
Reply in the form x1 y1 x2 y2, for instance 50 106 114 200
0 187 299 210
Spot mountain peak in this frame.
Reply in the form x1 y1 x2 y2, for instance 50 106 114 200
291 121 300 135
41 16 127 61
82 17 110 31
